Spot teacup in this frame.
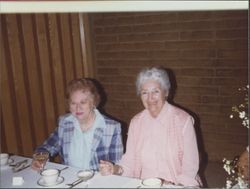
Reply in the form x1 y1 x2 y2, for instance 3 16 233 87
141 178 163 188
41 168 59 185
0 153 9 166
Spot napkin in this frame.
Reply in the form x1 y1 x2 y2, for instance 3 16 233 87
12 177 24 185
12 159 29 172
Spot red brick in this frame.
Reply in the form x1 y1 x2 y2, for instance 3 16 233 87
97 60 153 67
97 42 165 51
148 32 179 41
97 68 119 75
215 59 247 67
180 68 215 77
180 31 213 40
94 27 103 34
177 86 218 95
134 15 153 24
178 11 212 21
165 40 214 50
181 49 216 58
213 78 247 86
97 51 149 60
133 42 165 50
176 77 214 86
214 18 247 29
219 86 247 96
96 43 134 51
118 33 149 42
175 94 201 103
133 23 179 33
217 49 247 59
156 59 216 67
102 26 132 34
212 11 247 19
90 11 248 161
149 50 180 59
215 68 248 77
93 17 122 26
179 21 212 30
215 39 247 50
150 13 178 23
117 17 135 25
216 29 247 39
95 35 118 43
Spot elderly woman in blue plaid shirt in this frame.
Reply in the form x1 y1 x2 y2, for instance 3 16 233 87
32 78 123 171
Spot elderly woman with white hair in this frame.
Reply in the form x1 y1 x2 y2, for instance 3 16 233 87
99 67 202 187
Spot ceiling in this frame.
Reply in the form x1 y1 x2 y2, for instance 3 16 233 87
0 1 248 13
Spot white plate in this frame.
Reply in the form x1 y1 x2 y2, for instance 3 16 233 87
162 184 184 188
0 158 14 170
37 176 64 187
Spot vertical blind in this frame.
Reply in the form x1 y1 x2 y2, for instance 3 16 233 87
1 13 91 157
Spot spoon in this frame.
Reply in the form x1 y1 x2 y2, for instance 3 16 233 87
66 170 94 188
58 166 69 172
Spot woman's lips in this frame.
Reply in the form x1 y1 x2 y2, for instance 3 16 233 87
76 112 83 116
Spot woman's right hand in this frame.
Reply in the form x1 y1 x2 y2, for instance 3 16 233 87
31 159 43 171
99 160 114 176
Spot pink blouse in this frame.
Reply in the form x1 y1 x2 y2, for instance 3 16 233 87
118 102 201 187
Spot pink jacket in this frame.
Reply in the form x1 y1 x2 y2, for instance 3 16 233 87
118 102 201 187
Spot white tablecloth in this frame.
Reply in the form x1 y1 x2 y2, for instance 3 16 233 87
0 155 142 188
0 155 184 188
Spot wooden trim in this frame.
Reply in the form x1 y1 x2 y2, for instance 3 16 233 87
79 13 94 77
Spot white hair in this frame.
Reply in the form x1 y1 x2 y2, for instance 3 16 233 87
136 67 171 95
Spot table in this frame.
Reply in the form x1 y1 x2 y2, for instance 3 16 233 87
0 155 183 188
0 155 142 188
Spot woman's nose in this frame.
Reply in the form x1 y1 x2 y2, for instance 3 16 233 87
148 92 154 101
76 104 81 110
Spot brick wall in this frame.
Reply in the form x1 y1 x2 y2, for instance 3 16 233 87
89 11 248 161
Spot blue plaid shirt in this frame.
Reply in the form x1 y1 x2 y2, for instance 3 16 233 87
36 111 124 170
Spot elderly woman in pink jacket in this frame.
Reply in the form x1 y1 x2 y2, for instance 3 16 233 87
100 67 202 187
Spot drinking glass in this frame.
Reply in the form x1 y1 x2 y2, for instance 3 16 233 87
33 151 49 172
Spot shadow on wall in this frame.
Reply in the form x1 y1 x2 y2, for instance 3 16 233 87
87 78 128 153
164 68 208 187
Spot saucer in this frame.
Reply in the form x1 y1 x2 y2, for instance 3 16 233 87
37 176 64 187
163 184 184 188
0 158 14 170
77 170 94 180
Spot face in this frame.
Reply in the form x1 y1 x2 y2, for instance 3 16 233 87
140 79 167 118
69 89 95 123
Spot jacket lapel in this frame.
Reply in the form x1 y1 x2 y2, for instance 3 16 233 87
91 127 104 155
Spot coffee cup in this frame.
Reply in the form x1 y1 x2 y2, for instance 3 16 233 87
141 178 162 188
41 168 59 185
0 153 9 166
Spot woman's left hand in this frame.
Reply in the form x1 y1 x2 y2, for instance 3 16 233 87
163 180 175 185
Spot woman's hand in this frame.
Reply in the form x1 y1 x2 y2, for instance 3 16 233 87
162 179 177 186
31 159 43 171
99 160 114 176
